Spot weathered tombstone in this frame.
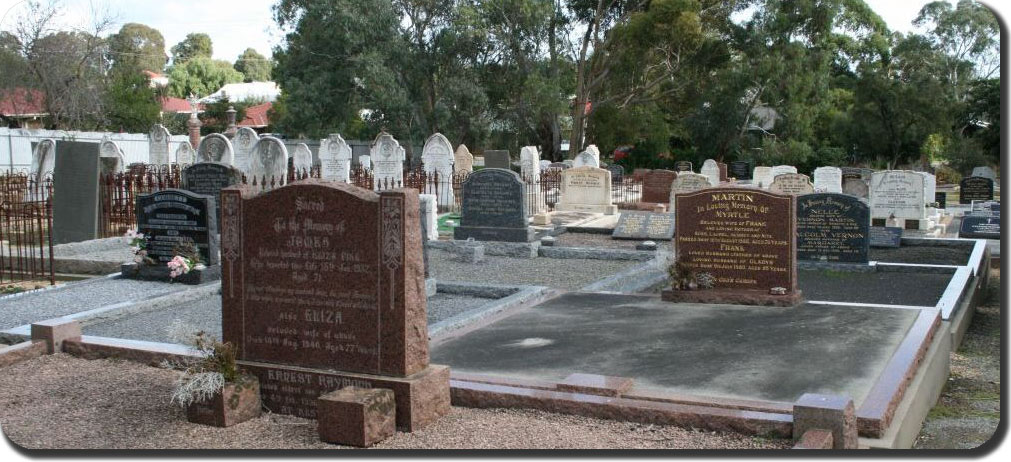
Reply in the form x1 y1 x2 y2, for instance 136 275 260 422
248 136 288 186
219 180 450 429
606 164 625 183
418 194 438 242
320 134 352 182
959 215 999 239
813 167 843 193
555 167 617 214
175 141 196 167
870 171 925 224
134 189 218 266
771 165 798 178
700 159 720 186
611 211 675 240
197 134 234 165
842 176 869 199
483 150 511 170
453 169 533 242
232 127 259 174
291 143 313 174
752 166 774 188
640 170 678 204
585 144 601 165
520 146 542 214
971 166 997 181
729 161 752 180
718 162 728 182
674 161 693 172
669 188 800 305
454 145 474 173
668 172 711 211
769 173 815 195
959 176 994 204
29 138 55 184
99 138 125 173
181 162 243 218
796 193 869 263
52 141 101 244
422 133 456 207
572 150 599 168
869 227 902 248
149 124 171 166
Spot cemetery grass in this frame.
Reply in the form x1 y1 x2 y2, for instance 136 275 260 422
914 269 1001 449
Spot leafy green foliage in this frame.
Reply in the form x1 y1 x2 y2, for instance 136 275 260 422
107 23 167 75
104 71 160 132
166 57 244 98
233 48 273 82
199 97 252 135
170 33 213 64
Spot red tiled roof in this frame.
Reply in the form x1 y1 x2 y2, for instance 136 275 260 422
160 97 202 113
239 102 271 127
0 88 47 116
142 70 165 79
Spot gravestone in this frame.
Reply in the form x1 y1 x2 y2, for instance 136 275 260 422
135 189 218 266
640 170 678 204
668 172 712 211
771 165 798 178
870 171 925 221
454 169 534 242
539 159 551 170
796 193 869 263
674 161 693 173
573 150 599 168
752 166 774 188
454 145 474 173
606 164 624 183
917 172 937 209
232 127 259 174
718 162 728 182
149 124 171 166
611 211 674 240
959 215 999 239
520 146 542 214
249 136 289 186
971 166 997 181
422 133 456 207
585 145 601 165
729 161 752 180
418 194 438 242
52 141 101 244
869 227 902 248
181 163 243 218
291 143 313 174
29 139 55 184
959 176 994 204
219 180 450 429
700 159 720 186
671 188 800 305
769 173 814 195
99 138 125 173
197 134 234 165
555 167 617 214
320 134 352 182
547 162 568 170
812 167 843 193
359 155 372 172
971 200 1000 216
175 141 195 167
842 176 869 199
935 192 947 209
483 150 511 170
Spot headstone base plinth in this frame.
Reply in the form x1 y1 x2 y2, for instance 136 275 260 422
554 203 618 215
120 263 221 285
454 226 536 242
661 287 804 307
240 361 451 432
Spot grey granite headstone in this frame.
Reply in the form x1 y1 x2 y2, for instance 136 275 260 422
796 193 869 263
674 161 693 172
959 215 999 239
52 141 101 244
729 161 752 180
181 162 244 221
484 150 511 170
869 227 902 248
959 176 994 204
454 168 534 242
611 211 675 241
135 189 219 266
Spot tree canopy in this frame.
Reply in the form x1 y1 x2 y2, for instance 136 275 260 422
170 33 213 64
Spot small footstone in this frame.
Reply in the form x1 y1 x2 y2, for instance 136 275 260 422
636 241 657 251
318 387 396 447
792 393 857 449
540 236 556 247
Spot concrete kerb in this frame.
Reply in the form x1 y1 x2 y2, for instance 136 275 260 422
0 272 120 303
429 283 552 338
428 240 539 259
538 246 655 261
580 252 671 293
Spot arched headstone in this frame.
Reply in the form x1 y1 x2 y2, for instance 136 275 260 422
454 144 474 173
320 134 352 182
99 137 126 173
700 159 720 186
197 134 234 165
233 127 259 174
572 150 599 168
30 139 56 182
149 124 171 166
371 132 405 190
175 141 196 167
291 143 313 174
249 136 288 186
421 133 455 207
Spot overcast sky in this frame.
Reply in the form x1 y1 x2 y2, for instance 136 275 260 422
0 0 1000 63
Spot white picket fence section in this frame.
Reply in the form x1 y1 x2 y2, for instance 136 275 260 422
0 127 191 173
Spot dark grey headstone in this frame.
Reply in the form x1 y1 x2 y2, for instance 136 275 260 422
484 150 511 170
796 193 869 263
181 162 243 219
674 161 693 172
959 176 994 204
959 215 999 239
135 189 219 266
454 168 534 242
611 211 675 241
606 164 625 183
52 141 101 244
934 192 946 209
729 161 752 180
869 227 902 248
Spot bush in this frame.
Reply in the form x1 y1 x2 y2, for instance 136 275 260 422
934 165 962 185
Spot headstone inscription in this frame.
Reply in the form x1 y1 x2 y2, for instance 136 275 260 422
555 167 617 215
197 134 234 165
870 171 925 220
769 173 814 195
701 159 720 186
232 127 259 174
320 134 352 182
959 215 999 239
640 170 678 204
674 161 693 172
483 150 511 170
869 227 902 248
796 193 869 263
752 166 774 188
611 211 675 240
453 169 534 242
371 133 405 189
971 166 997 181
181 163 243 218
673 188 799 303
959 176 994 204
149 124 171 166
454 145 474 173
249 136 288 186
52 141 101 244
175 141 195 167
135 189 218 266
219 180 450 429
812 167 843 193
729 161 752 180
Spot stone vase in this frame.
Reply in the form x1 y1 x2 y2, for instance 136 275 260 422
185 375 261 427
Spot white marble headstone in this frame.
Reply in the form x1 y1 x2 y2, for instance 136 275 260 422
752 166 774 188
669 172 711 210
30 139 56 182
148 124 170 166
771 165 798 179
359 155 372 172
700 159 720 186
175 141 195 167
585 144 601 164
99 137 126 173
870 170 926 220
232 127 259 174
422 133 455 206
971 166 996 181
572 151 599 168
197 134 234 165
454 144 474 173
320 134 352 182
249 136 288 185
371 132 405 190
292 143 313 174
812 166 842 193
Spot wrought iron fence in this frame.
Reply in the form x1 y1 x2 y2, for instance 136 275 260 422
1 174 54 288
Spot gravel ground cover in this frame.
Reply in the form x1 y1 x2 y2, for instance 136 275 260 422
0 278 193 330
429 249 639 291
0 354 790 450
554 232 672 251
915 269 1001 449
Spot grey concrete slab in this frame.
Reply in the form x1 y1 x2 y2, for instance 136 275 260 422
430 292 919 405
798 269 951 306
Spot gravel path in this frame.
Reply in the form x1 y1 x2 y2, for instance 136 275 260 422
554 232 672 251
0 278 192 330
430 249 639 291
0 354 789 450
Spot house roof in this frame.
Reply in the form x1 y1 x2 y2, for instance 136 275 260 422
200 81 280 104
239 102 271 128
0 88 47 117
160 97 202 113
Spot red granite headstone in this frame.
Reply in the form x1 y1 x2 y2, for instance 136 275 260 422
717 162 728 183
641 170 678 204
